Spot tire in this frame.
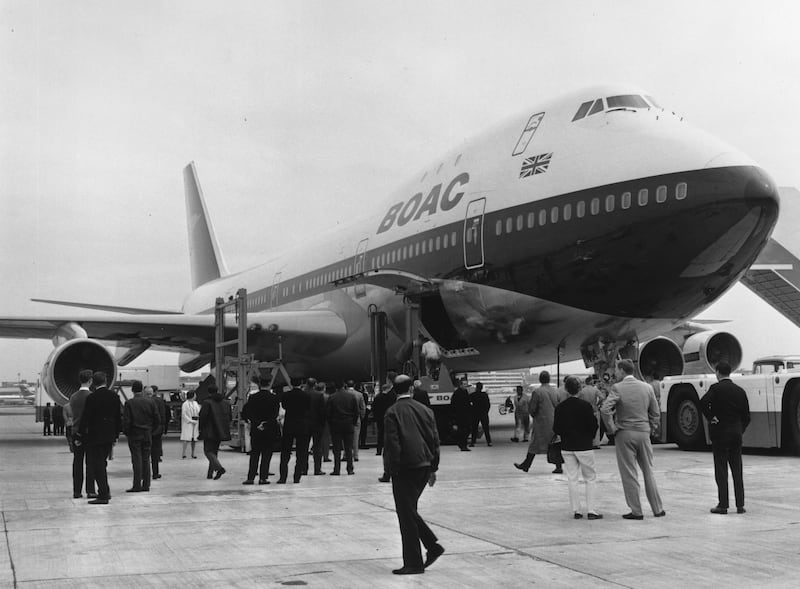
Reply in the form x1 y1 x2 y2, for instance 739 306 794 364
784 390 800 455
668 389 705 450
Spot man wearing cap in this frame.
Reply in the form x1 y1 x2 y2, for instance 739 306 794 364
383 374 444 575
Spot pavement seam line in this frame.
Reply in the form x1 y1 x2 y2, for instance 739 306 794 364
1 510 18 589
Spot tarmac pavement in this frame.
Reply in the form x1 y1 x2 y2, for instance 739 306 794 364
1 406 799 588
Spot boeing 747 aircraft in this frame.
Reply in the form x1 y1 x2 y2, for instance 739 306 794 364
0 85 780 405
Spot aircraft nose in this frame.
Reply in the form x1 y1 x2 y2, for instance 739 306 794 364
743 166 779 207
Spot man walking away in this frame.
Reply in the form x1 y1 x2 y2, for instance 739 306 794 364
469 382 492 447
198 384 232 480
43 402 53 436
700 361 750 514
384 374 444 575
600 359 665 520
79 371 121 504
123 381 160 492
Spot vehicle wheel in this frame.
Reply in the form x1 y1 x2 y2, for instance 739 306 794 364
668 389 705 449
785 391 800 455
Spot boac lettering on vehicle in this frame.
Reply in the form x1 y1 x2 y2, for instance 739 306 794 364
376 172 470 234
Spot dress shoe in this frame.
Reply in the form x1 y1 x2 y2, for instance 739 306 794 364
242 480 255 485
258 479 269 485
514 463 529 473
354 457 359 462
73 494 82 499
213 468 226 480
522 438 529 442
622 513 644 520
330 472 340 476
710 506 728 514
314 471 326 476
376 450 382 456
141 488 149 492
588 513 604 520
153 474 161 479
182 455 186 459
378 475 390 482
192 455 197 459
654 511 666 517
88 498 109 504
468 443 475 447
487 442 492 446
126 487 144 493
323 458 332 462
552 468 563 474
87 492 98 499
737 507 746 514
460 447 471 452
424 543 445 568
510 437 519 442
574 513 584 519
293 477 301 483
392 566 424 575
276 479 287 484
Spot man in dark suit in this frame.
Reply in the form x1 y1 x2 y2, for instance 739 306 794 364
42 402 53 436
278 382 311 483
69 369 96 498
241 376 280 484
123 381 160 492
305 379 328 476
450 379 472 451
79 371 122 504
146 386 169 480
700 361 751 515
384 374 443 575
326 380 359 476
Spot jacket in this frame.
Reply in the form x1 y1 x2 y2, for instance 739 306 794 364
123 395 160 441
383 396 440 475
79 386 122 445
243 389 280 448
600 375 659 434
700 378 751 439
198 393 232 441
553 396 598 451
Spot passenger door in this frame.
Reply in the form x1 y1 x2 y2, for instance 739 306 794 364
463 198 486 269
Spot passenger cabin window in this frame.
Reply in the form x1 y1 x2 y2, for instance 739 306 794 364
563 203 571 221
676 182 687 200
590 198 600 215
605 194 615 212
527 212 535 228
550 206 559 223
621 191 631 209
539 209 547 226
656 185 667 203
606 95 649 109
638 188 648 206
576 201 585 218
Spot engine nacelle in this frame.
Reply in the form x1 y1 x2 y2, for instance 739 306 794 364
42 338 117 405
682 331 742 375
639 336 685 378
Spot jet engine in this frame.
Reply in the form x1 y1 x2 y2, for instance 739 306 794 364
638 336 685 379
638 331 742 378
42 338 117 405
681 331 742 375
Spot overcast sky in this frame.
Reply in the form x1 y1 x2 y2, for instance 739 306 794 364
2 1 800 381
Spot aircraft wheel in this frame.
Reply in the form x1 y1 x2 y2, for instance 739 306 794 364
668 389 705 450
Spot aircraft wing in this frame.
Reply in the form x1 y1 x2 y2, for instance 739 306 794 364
0 310 348 366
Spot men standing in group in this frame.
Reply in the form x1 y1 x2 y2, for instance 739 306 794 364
346 380 366 461
145 386 168 480
412 380 431 407
700 361 750 515
242 376 280 485
450 379 472 451
553 375 601 520
468 382 492 447
510 385 531 443
383 374 444 575
123 381 160 492
326 380 359 476
305 379 328 476
69 369 95 499
514 371 561 473
579 377 604 448
79 371 121 504
600 359 665 520
42 402 53 436
53 403 65 436
278 381 311 484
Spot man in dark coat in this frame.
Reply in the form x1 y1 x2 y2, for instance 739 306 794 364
384 374 443 575
123 381 160 492
42 402 53 436
279 382 311 483
79 371 122 504
326 380 359 476
146 385 169 480
412 380 431 407
305 379 328 476
198 384 232 480
242 376 280 484
69 369 96 499
700 361 751 514
468 382 492 447
449 379 472 451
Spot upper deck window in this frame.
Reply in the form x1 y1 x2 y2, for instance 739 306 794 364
606 95 649 109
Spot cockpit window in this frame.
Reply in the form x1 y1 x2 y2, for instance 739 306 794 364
645 95 661 108
588 99 604 115
572 101 593 122
606 95 649 109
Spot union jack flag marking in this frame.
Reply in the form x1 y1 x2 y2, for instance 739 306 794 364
520 153 553 178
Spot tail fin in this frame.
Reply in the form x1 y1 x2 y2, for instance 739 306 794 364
183 162 229 289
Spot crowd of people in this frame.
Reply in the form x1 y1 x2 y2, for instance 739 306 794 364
51 358 750 574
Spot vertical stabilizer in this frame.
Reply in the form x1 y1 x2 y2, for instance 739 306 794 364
183 162 229 289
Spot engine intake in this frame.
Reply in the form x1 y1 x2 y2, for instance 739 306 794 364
682 331 742 375
639 336 685 379
42 339 117 405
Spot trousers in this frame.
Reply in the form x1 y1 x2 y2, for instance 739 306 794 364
562 450 598 514
614 429 663 516
128 437 152 490
711 431 745 509
391 466 438 568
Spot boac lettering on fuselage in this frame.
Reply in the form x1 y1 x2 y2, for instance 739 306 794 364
376 172 470 234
